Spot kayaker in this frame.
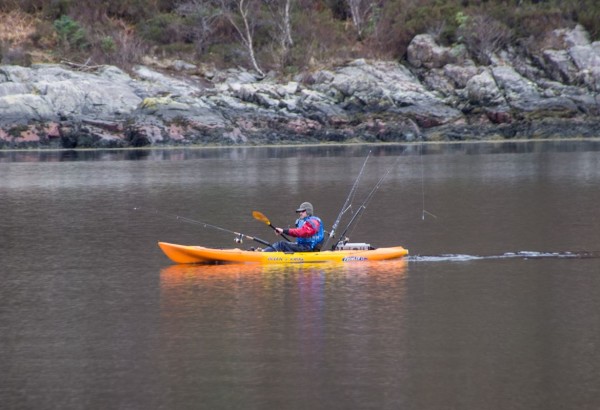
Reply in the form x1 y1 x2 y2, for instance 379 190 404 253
263 202 324 252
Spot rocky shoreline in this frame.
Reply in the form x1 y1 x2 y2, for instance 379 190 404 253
1 25 599 150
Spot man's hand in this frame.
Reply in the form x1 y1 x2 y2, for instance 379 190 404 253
275 227 284 235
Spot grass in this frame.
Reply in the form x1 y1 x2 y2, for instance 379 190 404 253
0 10 37 46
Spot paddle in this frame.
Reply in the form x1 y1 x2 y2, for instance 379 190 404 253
252 211 293 241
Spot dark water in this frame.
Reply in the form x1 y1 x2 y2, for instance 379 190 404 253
1 141 600 409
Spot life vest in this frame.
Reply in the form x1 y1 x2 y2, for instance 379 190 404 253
296 216 324 250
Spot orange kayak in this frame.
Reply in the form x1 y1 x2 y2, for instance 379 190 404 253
158 242 409 264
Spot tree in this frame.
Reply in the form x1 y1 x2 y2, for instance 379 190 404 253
264 0 293 67
176 0 223 54
346 0 373 40
220 0 265 77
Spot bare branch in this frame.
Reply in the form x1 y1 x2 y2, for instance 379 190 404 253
264 0 294 67
219 0 265 77
347 0 374 40
176 0 223 54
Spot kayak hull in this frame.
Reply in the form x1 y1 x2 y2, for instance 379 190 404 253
158 242 408 264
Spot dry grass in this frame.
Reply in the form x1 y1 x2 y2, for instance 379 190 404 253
1 10 58 64
0 10 37 46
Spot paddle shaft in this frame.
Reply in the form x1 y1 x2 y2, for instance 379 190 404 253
252 211 293 241
268 222 292 242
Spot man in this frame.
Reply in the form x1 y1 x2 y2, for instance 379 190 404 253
263 202 324 252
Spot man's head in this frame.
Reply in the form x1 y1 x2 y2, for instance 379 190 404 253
296 202 313 216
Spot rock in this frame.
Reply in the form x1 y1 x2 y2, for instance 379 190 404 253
133 66 201 97
443 64 481 89
0 82 31 96
298 89 348 123
1 24 600 149
255 92 280 109
407 34 466 69
0 94 55 123
550 24 590 48
466 70 504 105
542 49 579 84
569 43 600 73
491 66 539 101
276 82 299 97
172 60 197 71
422 69 456 96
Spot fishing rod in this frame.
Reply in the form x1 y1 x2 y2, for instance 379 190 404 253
133 207 271 246
330 156 401 250
321 151 371 250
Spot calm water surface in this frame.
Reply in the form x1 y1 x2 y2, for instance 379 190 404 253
1 141 600 410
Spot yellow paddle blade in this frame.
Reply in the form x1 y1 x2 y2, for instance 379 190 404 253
252 211 270 225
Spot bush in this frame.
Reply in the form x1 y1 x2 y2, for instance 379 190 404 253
289 6 353 68
29 19 57 48
367 1 427 59
53 15 88 51
0 44 33 65
100 36 116 53
562 0 600 40
81 18 148 67
457 13 512 64
137 12 190 45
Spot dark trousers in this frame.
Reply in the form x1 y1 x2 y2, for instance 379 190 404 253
263 241 312 252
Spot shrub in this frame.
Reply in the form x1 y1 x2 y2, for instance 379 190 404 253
456 12 512 64
368 1 426 59
561 0 600 40
100 36 116 53
81 18 148 67
289 6 351 68
509 7 568 41
0 44 33 65
176 1 225 55
29 19 57 48
53 15 88 51
137 12 188 45
0 9 38 46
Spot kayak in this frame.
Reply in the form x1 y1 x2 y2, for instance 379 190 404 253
158 242 409 264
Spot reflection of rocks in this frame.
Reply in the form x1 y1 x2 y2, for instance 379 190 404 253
1 25 600 149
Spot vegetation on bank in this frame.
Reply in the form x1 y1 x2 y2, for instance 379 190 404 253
0 0 599 76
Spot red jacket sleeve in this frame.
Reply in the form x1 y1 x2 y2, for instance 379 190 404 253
285 218 320 238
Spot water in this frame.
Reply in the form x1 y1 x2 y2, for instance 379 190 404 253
1 141 600 409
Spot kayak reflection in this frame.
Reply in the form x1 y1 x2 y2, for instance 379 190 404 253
160 259 408 287
159 261 408 322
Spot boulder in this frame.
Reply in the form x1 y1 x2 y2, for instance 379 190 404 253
466 70 505 105
491 66 539 102
407 34 466 69
542 49 579 84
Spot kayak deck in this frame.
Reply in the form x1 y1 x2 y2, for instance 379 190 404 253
158 242 408 264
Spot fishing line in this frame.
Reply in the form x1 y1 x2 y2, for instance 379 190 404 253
133 207 270 245
410 119 437 220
